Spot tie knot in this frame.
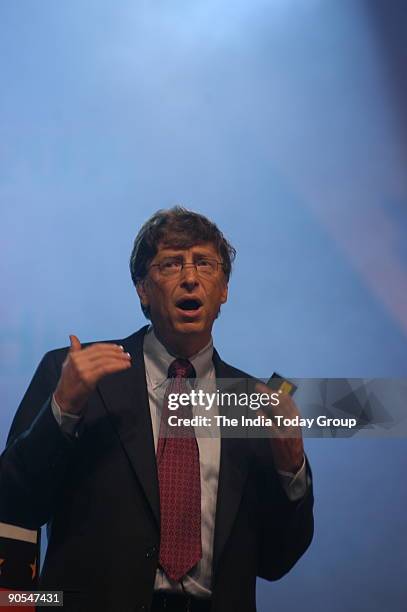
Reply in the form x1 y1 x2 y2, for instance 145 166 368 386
168 358 196 379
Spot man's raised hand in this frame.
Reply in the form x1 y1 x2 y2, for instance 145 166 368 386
54 335 132 415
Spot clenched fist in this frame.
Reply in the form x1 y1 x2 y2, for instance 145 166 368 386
255 381 304 474
54 335 132 415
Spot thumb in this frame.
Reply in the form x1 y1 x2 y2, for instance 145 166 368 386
69 334 82 352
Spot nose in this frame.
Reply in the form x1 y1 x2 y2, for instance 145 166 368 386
180 263 199 289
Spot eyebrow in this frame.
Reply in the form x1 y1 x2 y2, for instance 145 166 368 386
158 250 216 259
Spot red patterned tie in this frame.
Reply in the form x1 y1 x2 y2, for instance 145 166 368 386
157 358 202 582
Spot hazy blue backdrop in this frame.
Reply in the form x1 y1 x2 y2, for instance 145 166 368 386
1 1 406 610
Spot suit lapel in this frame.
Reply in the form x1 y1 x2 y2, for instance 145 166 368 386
97 325 160 526
212 350 250 571
96 329 251 569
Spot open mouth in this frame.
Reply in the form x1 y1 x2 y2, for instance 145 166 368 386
176 298 203 312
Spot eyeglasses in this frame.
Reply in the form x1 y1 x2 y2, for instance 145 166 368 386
149 257 224 278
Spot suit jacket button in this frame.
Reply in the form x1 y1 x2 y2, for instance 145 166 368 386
146 546 157 558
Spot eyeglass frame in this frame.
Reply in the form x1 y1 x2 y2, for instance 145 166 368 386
148 257 225 277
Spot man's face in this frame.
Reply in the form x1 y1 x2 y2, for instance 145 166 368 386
136 242 228 346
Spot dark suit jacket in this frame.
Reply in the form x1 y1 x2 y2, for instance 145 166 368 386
0 326 314 612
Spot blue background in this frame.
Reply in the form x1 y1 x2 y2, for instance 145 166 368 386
1 1 406 610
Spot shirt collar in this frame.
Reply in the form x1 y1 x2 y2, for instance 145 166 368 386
143 325 214 390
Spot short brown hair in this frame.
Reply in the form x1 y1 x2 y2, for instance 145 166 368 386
130 206 236 318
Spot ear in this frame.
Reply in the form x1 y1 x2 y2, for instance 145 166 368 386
220 282 228 305
136 279 150 308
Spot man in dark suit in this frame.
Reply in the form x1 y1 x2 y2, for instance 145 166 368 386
0 207 313 611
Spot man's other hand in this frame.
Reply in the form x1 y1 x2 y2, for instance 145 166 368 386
54 335 132 415
255 381 304 474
